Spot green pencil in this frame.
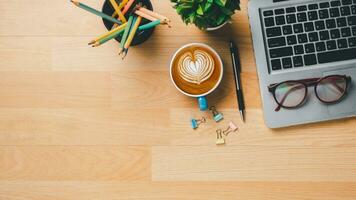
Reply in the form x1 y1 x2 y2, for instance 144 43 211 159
138 20 160 31
71 0 122 25
119 15 135 54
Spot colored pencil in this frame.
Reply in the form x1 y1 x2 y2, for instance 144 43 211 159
111 0 135 29
112 0 129 18
122 0 135 15
92 28 125 47
138 7 170 22
119 15 135 54
89 22 127 45
109 0 127 23
123 16 142 49
70 0 122 25
135 10 157 22
138 20 160 31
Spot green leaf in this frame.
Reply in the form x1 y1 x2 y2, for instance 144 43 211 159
214 0 227 7
171 0 239 29
196 4 204 15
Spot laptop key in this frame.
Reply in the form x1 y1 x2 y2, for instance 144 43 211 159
305 43 316 53
286 7 296 13
341 27 352 37
293 24 303 33
271 59 282 70
297 12 307 22
287 35 297 45
315 20 325 30
294 45 305 55
270 47 293 58
308 32 319 42
293 56 304 67
326 40 338 50
342 0 352 5
320 2 330 8
275 8 285 15
266 27 282 37
326 19 337 28
349 37 356 46
276 16 286 25
353 26 356 35
316 42 327 51
330 8 341 17
308 11 318 20
319 9 329 19
297 5 307 11
348 16 356 26
331 29 341 39
352 5 356 14
268 37 286 48
308 4 318 10
283 25 293 35
298 33 308 43
337 17 347 27
286 14 297 24
263 10 274 16
341 6 351 15
304 54 317 66
318 47 356 63
319 30 330 40
264 17 275 27
304 22 315 32
331 1 341 7
337 38 348 48
282 57 293 69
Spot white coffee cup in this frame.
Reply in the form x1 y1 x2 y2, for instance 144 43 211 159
169 43 224 111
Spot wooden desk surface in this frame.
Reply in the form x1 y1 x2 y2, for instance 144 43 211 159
0 0 356 199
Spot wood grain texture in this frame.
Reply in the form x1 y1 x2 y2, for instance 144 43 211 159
0 181 356 200
0 0 356 199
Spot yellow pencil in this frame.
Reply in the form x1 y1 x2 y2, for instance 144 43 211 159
122 16 142 58
112 0 135 29
109 0 126 23
111 0 129 18
88 22 127 45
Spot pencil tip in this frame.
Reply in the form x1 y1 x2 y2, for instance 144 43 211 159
70 0 79 6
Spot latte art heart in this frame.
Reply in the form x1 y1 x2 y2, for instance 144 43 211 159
177 50 215 85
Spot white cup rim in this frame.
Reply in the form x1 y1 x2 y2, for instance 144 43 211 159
169 43 224 98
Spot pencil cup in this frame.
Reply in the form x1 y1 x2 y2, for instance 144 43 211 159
102 0 155 46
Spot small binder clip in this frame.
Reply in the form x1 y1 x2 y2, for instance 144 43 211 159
222 121 239 136
209 106 223 122
191 117 206 129
216 129 225 145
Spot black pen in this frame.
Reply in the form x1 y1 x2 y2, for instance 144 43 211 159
230 40 246 122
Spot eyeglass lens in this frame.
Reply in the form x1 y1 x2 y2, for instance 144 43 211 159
275 82 306 108
316 76 347 103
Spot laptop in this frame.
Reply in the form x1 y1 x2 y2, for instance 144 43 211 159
248 0 356 128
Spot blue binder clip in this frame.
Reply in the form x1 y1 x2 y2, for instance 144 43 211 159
209 106 223 122
191 117 206 129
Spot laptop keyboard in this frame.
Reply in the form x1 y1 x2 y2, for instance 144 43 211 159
261 0 356 71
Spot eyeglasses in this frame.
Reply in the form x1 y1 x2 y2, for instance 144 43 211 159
268 75 352 112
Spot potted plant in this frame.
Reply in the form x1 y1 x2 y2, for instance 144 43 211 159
171 0 240 30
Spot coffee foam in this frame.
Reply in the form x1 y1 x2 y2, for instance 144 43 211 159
177 49 215 85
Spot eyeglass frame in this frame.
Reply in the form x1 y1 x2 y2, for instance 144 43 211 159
268 75 352 111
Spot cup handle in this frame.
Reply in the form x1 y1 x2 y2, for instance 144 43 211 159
198 96 208 111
